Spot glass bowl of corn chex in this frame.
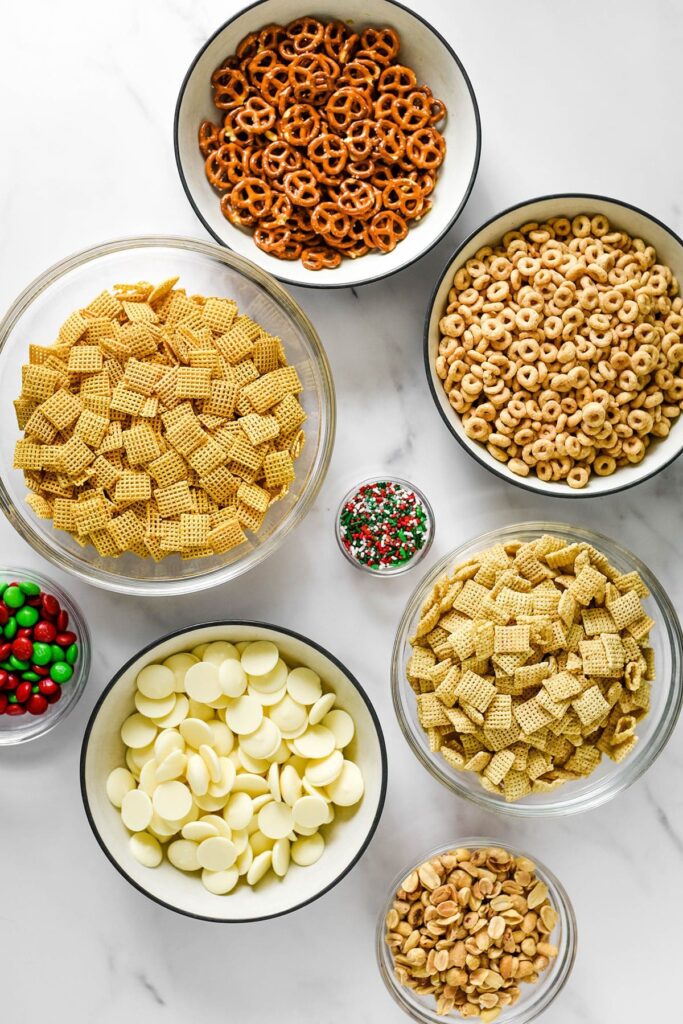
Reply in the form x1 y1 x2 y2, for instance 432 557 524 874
392 522 683 816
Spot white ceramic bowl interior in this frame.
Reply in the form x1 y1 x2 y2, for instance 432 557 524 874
174 0 480 289
425 193 683 496
0 236 334 596
81 622 387 921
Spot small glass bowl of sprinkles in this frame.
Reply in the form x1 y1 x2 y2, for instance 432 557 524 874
336 477 435 577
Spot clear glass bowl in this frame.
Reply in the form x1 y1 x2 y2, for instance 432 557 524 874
0 566 91 745
335 476 435 577
392 522 683 817
376 838 577 1024
0 236 335 596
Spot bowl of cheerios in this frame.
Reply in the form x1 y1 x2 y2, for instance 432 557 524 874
425 193 683 496
174 0 481 289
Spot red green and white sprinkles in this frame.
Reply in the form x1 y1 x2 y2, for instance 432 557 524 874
338 481 431 572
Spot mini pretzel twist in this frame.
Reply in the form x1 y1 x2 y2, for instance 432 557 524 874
211 67 250 110
335 178 377 219
364 210 408 252
323 20 359 63
286 16 324 54
230 177 273 219
358 26 400 64
283 168 321 208
280 103 321 147
325 87 372 132
311 202 351 242
302 244 343 270
198 121 221 157
262 139 302 178
234 96 277 134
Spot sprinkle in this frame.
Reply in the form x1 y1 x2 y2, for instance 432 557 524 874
338 480 431 572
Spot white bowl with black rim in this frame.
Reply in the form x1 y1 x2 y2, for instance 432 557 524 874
425 193 683 497
174 0 481 289
80 621 387 922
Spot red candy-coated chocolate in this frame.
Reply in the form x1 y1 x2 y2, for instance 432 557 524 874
45 688 62 705
17 627 33 639
15 681 32 703
26 596 42 607
6 704 26 716
56 631 77 647
32 664 50 678
38 679 59 697
41 594 59 618
27 694 48 715
0 643 11 660
0 670 8 690
33 621 56 643
12 637 33 661
0 693 7 714
0 603 8 626
56 610 69 632
5 674 19 691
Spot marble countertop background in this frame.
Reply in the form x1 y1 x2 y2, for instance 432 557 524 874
2 1 683 1021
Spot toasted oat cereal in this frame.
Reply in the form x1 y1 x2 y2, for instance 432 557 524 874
436 214 683 489
13 279 306 560
407 534 654 800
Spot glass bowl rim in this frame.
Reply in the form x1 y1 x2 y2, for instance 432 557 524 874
335 474 436 577
0 234 336 596
391 520 683 817
375 835 577 1024
0 564 91 745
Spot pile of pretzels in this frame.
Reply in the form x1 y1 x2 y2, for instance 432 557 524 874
199 17 447 270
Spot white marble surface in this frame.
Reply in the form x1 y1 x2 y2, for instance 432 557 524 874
1 1 683 1021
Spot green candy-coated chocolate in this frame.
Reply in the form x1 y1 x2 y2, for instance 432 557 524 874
31 684 40 693
3 618 18 640
0 583 7 597
19 581 41 597
66 643 79 665
16 605 39 627
7 694 17 704
31 642 52 666
50 644 63 662
23 672 41 683
9 656 29 671
50 661 73 684
0 661 13 671
3 586 25 609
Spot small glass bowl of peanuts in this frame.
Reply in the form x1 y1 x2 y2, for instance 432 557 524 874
376 839 577 1024
392 522 683 817
425 194 683 497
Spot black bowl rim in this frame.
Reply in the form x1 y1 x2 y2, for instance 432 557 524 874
423 190 683 498
79 619 388 923
172 0 482 290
